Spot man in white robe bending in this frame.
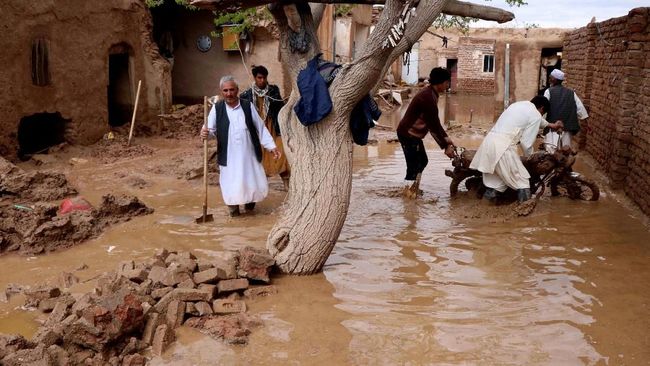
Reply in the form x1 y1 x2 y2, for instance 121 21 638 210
470 96 563 203
201 76 280 217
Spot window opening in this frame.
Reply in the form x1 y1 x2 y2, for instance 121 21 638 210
483 54 494 73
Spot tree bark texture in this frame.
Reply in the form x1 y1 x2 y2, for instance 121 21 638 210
265 3 354 274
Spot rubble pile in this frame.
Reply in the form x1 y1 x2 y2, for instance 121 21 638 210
88 135 155 164
158 104 204 140
0 247 277 365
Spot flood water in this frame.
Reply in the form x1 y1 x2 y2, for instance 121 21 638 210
1 95 649 365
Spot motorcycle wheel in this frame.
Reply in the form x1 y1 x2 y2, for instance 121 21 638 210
558 175 600 201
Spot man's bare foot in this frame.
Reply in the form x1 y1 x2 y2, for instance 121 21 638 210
403 173 422 199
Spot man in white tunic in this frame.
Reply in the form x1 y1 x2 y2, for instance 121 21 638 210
201 76 280 216
470 96 563 202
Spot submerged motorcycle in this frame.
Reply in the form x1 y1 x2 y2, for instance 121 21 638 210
445 144 599 210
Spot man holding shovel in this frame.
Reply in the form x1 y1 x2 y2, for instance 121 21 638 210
201 76 280 217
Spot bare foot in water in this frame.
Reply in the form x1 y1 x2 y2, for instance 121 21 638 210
403 173 422 199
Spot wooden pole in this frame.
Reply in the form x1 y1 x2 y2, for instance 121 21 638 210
202 96 209 222
127 80 142 147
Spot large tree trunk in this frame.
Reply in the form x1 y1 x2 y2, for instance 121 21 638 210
265 3 354 274
267 0 449 274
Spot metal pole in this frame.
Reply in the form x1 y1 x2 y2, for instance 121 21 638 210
504 43 510 109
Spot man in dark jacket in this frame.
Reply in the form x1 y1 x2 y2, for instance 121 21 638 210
240 65 290 190
397 67 455 198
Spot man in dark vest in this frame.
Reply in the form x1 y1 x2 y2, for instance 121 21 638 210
201 76 280 217
543 68 589 152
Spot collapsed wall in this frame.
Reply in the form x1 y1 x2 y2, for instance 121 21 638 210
563 7 650 215
0 0 172 161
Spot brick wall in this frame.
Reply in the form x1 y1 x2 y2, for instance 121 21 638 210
456 37 496 94
563 7 650 215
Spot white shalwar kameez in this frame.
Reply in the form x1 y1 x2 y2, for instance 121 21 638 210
207 101 276 205
542 88 589 152
469 101 549 192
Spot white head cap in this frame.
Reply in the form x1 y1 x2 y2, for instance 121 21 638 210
550 69 565 81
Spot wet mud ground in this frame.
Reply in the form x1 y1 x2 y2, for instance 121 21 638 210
1 95 649 365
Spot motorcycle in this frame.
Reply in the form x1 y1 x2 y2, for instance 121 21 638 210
444 144 599 214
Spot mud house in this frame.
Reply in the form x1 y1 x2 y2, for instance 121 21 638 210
331 5 373 63
0 0 172 161
0 1 344 162
152 3 344 103
150 2 289 104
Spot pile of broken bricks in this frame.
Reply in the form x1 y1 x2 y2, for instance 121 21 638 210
0 246 277 366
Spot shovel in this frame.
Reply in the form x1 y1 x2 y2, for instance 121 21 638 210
196 96 214 223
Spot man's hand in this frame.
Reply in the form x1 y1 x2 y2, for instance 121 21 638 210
200 127 209 140
444 144 455 159
270 148 281 160
550 120 564 131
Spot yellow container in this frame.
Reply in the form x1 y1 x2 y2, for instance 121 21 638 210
221 25 240 51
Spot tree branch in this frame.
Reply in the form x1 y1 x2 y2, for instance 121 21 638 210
442 0 513 23
190 0 514 23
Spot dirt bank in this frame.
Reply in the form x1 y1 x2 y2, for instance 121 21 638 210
0 195 153 255
0 157 153 255
87 135 156 165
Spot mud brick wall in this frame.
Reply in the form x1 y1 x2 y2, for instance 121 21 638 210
563 7 650 214
456 38 496 94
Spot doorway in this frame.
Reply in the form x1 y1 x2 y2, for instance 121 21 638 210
539 47 563 95
108 49 133 127
446 58 458 92
18 113 68 160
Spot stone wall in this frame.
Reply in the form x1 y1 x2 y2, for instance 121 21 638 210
456 38 496 94
563 7 650 215
0 0 171 161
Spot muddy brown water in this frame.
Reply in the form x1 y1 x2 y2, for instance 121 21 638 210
1 96 649 365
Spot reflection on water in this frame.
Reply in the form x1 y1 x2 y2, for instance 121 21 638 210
0 127 649 364
443 93 498 128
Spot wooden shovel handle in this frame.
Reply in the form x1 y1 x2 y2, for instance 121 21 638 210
203 96 209 214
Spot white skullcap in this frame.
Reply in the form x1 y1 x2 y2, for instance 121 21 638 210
550 69 565 81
